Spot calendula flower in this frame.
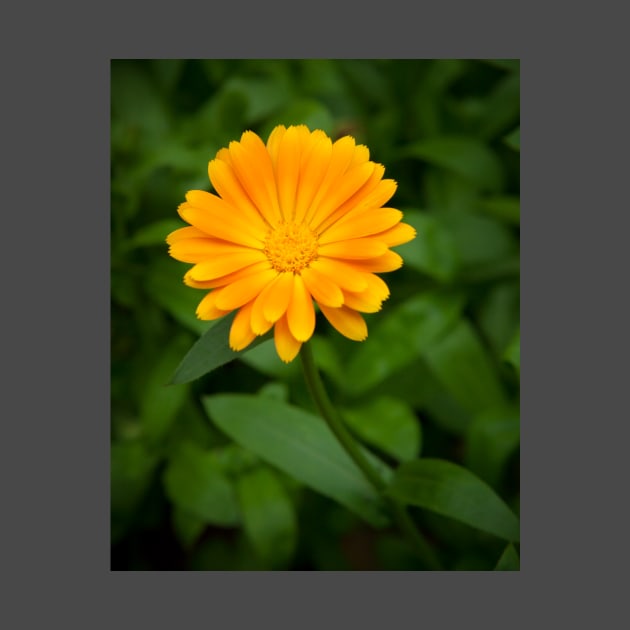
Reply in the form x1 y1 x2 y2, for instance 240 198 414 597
167 125 415 362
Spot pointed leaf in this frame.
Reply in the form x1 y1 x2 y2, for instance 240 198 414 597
494 543 520 570
203 394 391 527
169 312 273 384
387 458 520 542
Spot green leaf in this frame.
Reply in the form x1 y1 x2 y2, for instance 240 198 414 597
423 320 508 415
343 292 465 396
341 396 421 463
368 358 473 435
169 312 273 384
171 507 206 551
387 459 520 542
163 443 240 527
504 127 520 151
475 281 520 358
423 168 482 215
504 328 521 375
494 543 520 570
476 196 520 225
477 74 520 140
440 213 517 270
203 394 391 527
401 135 504 191
207 444 260 478
395 210 459 281
139 333 193 443
236 467 298 568
465 406 520 488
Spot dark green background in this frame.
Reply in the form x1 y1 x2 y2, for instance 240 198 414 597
111 59 520 570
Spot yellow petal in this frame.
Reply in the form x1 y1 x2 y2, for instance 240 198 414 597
274 315 302 363
309 258 368 292
188 249 267 280
342 292 382 313
361 272 390 302
229 132 282 226
208 159 269 230
318 238 388 259
341 273 390 312
319 304 368 341
275 126 301 221
375 222 417 246
349 250 403 272
168 238 215 263
184 260 272 289
214 268 278 310
319 208 403 244
265 124 287 170
166 225 206 244
262 271 294 323
308 162 376 229
304 135 356 225
319 178 398 234
179 195 265 248
301 266 344 307
355 178 398 211
314 163 385 233
215 147 232 164
250 282 276 335
293 133 333 224
229 301 257 351
348 144 370 168
196 291 232 320
169 238 258 264
287 274 316 342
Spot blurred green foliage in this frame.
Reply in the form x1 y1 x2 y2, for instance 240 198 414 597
111 59 520 570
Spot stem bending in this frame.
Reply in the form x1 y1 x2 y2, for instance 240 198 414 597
299 342 442 570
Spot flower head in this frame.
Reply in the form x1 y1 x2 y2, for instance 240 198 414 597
167 125 416 362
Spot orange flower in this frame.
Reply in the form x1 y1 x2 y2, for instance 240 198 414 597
167 125 416 362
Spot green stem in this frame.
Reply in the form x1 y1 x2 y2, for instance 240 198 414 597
299 342 442 570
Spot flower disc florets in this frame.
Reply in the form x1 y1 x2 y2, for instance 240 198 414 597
264 222 319 273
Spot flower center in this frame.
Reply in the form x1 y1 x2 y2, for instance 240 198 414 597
264 222 319 273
